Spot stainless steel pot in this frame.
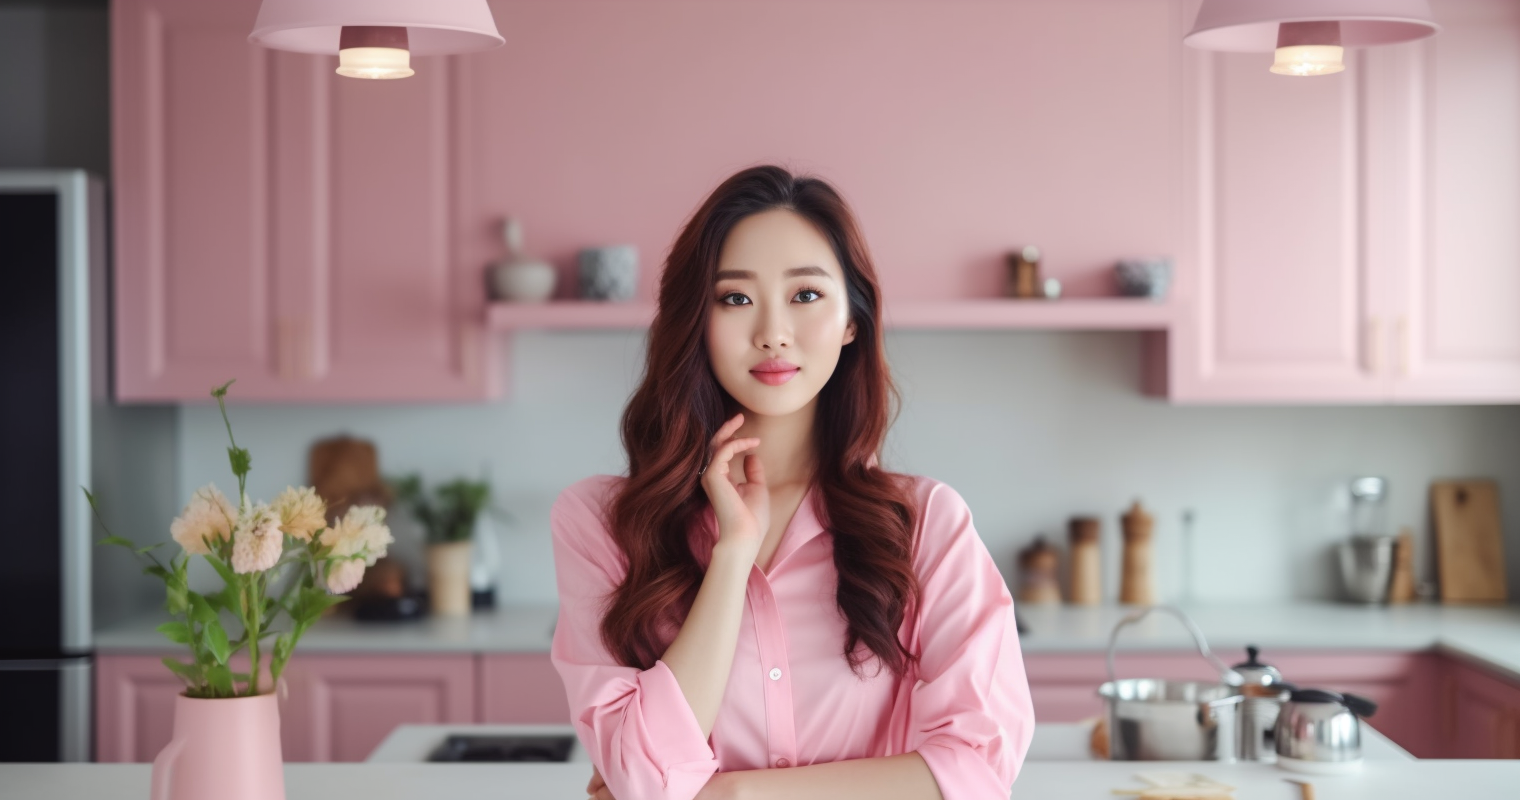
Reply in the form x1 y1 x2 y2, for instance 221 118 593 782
1098 606 1245 761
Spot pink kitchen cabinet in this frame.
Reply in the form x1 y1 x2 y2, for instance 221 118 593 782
112 0 492 402
479 653 572 725
1163 0 1520 403
277 654 477 762
95 653 299 763
97 653 475 763
1439 657 1520 759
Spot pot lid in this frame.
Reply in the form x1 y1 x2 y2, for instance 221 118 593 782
1231 645 1283 685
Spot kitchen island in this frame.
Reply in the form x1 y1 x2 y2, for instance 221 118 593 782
7 759 1520 799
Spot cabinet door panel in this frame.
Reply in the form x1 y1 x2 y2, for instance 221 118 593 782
480 653 572 724
113 0 279 401
279 654 476 762
1170 50 1383 402
1392 0 1520 401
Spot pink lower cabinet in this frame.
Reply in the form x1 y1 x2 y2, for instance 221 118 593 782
1439 657 1520 759
1024 651 1439 757
278 655 476 762
479 653 572 724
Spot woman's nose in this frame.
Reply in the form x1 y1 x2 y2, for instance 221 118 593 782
754 305 793 350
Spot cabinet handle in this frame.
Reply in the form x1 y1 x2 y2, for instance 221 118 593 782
1364 317 1383 375
1394 316 1408 377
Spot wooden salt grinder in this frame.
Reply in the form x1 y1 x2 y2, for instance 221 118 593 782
1017 536 1063 605
1120 500 1156 606
1068 517 1102 606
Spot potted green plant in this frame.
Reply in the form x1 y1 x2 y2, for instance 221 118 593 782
89 381 392 800
391 475 491 616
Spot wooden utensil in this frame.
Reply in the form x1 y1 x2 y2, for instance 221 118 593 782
1387 527 1416 604
1431 480 1508 604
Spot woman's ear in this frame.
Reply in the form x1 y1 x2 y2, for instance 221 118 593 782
843 319 857 346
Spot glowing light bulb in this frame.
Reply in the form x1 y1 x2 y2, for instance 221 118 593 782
335 26 414 80
1270 20 1345 77
1271 44 1346 76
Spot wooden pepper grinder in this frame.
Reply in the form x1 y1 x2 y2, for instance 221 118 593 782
1017 536 1063 606
1068 516 1102 606
1120 500 1156 606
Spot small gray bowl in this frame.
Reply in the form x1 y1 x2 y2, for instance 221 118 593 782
1115 258 1173 300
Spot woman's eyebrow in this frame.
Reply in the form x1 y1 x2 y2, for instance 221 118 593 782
715 265 835 281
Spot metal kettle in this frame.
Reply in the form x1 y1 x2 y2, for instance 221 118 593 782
1274 688 1379 775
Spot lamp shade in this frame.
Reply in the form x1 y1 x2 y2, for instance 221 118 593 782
249 0 503 56
1184 0 1439 52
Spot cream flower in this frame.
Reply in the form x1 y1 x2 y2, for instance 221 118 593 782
273 486 327 542
169 485 237 556
231 503 283 574
320 505 393 566
324 558 366 594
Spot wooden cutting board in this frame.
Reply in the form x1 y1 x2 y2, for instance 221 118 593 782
1431 480 1508 604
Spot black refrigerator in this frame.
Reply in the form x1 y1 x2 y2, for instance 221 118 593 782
0 170 103 761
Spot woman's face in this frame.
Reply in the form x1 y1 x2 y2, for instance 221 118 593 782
706 209 857 419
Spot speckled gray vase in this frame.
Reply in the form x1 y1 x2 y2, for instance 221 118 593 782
579 245 639 301
1115 258 1173 300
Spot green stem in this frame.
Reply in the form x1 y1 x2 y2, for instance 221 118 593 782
246 574 263 695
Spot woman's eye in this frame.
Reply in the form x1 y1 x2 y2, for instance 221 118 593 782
719 292 751 306
794 288 822 303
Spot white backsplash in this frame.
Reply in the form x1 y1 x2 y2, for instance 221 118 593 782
170 331 1520 608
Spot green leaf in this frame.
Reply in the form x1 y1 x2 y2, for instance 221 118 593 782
218 583 243 617
142 564 171 581
210 379 236 399
161 657 202 686
203 620 231 665
206 663 234 696
98 535 136 549
133 543 163 556
188 592 218 625
156 621 193 645
227 446 252 480
205 555 238 587
165 581 188 615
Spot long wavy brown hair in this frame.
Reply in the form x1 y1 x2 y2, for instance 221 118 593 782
602 165 920 677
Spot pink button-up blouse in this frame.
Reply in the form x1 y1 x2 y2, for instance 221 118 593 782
549 474 1034 800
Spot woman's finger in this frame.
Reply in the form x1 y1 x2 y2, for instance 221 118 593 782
708 413 745 449
586 768 604 794
704 437 760 479
743 452 766 488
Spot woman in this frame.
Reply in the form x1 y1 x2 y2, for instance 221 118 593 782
550 166 1033 800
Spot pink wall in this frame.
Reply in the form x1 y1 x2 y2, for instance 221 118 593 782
458 0 1184 302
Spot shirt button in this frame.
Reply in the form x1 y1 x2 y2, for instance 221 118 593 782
768 667 782 681
776 758 791 768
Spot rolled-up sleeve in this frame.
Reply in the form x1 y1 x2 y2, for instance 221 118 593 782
906 482 1035 800
549 482 720 800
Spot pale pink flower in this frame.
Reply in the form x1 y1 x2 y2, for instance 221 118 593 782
320 505 393 566
231 503 283 574
273 486 327 542
324 558 366 594
169 485 237 556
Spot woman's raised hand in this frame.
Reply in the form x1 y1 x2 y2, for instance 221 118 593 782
700 413 769 554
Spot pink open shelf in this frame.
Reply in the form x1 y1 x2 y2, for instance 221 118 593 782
487 298 1176 332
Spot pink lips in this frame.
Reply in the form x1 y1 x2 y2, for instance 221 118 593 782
750 359 800 386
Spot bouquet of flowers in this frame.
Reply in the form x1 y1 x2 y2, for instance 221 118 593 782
89 381 393 698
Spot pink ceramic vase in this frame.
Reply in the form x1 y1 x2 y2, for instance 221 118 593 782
151 692 285 800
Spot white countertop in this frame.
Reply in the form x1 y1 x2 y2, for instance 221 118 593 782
94 602 1520 681
8 760 1520 799
366 722 1412 764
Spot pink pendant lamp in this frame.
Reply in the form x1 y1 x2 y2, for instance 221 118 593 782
1184 0 1439 76
249 0 503 80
